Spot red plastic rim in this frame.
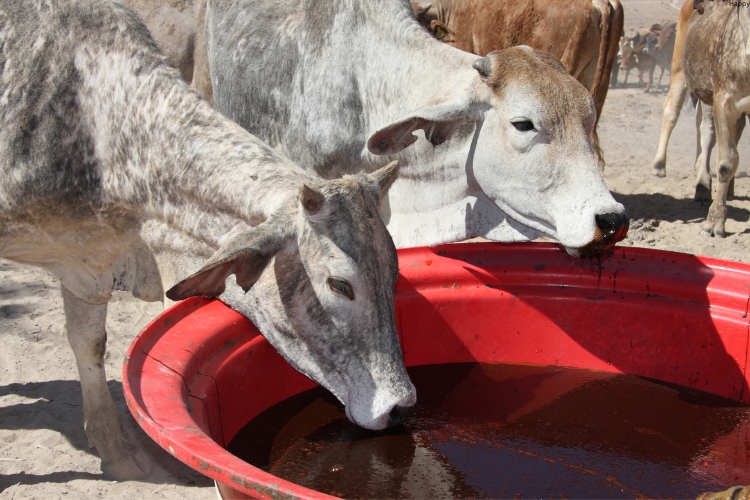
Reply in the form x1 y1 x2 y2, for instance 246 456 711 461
123 242 750 499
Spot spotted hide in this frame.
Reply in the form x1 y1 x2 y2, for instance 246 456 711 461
0 0 415 480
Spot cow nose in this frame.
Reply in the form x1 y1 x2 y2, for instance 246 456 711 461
387 404 416 427
595 212 630 243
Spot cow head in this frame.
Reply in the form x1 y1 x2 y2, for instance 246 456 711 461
656 22 676 51
643 32 658 54
367 47 628 257
167 161 417 430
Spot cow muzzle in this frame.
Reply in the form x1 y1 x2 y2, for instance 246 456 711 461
387 404 416 427
344 377 417 430
576 212 630 259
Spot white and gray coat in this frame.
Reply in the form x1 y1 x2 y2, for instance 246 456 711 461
205 0 630 254
0 0 415 480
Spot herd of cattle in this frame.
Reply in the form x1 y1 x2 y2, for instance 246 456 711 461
0 0 747 486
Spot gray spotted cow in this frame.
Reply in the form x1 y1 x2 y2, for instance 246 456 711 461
0 0 414 480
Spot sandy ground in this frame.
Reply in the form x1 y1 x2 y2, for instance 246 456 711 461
2 0 750 498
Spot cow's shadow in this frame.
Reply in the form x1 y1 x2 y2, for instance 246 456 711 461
0 379 213 492
611 191 750 225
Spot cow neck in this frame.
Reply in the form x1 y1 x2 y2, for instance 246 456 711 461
77 51 306 250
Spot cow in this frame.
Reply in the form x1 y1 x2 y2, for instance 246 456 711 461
643 21 677 88
204 0 629 257
613 31 647 88
619 35 657 91
409 0 624 169
0 0 415 480
124 0 213 104
651 0 748 237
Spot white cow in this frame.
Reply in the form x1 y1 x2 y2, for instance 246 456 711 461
204 0 629 255
0 0 414 480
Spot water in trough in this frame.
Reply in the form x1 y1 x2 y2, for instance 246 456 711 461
227 363 750 499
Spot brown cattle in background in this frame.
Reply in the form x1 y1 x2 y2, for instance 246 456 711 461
619 34 656 91
411 0 624 169
643 21 677 88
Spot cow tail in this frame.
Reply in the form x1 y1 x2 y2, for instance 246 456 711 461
590 0 623 170
590 0 623 119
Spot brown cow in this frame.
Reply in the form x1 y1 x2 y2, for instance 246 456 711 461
652 0 749 237
643 21 677 88
411 0 624 169
619 35 657 91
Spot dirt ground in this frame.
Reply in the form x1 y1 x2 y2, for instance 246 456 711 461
2 0 750 498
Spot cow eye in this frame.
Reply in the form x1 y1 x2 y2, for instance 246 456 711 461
512 120 536 132
327 277 354 301
434 26 445 40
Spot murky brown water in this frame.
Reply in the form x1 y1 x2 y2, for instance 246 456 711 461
227 363 750 499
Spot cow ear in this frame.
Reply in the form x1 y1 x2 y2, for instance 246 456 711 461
429 20 452 41
367 97 483 155
369 160 399 193
166 223 292 300
300 184 325 215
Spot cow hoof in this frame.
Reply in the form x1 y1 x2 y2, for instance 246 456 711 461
651 168 666 179
693 184 711 204
700 229 713 237
102 447 155 481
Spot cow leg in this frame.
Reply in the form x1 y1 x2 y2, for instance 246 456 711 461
610 62 619 88
644 65 654 93
728 115 746 200
62 286 154 480
656 66 665 88
190 0 213 105
701 97 739 237
693 101 715 204
651 69 688 177
623 69 629 86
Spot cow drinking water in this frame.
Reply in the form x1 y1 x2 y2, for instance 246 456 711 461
205 0 629 254
0 0 414 480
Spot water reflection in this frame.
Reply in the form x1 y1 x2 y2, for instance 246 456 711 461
228 363 750 499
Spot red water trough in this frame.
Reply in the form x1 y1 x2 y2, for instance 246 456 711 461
123 242 750 499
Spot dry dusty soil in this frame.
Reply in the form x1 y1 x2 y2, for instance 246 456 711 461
2 0 750 498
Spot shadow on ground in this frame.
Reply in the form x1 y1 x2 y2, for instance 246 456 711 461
611 191 750 225
0 379 214 492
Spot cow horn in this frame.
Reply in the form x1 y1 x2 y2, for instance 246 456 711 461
472 56 492 78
